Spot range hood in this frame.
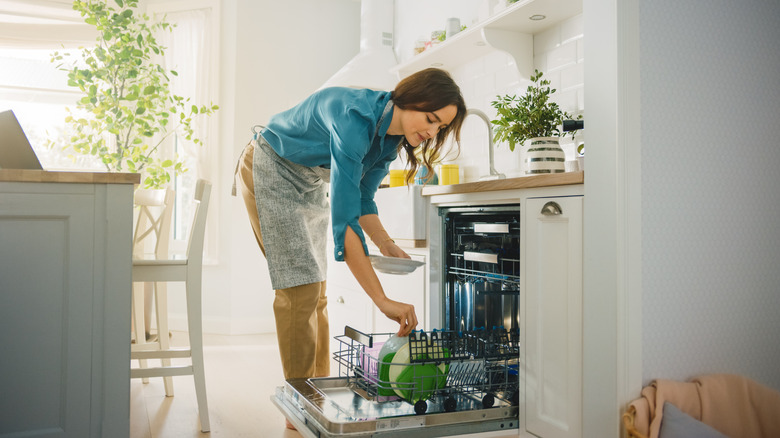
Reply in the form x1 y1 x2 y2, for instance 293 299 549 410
320 0 398 91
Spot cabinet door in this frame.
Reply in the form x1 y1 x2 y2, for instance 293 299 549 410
373 254 426 334
0 182 133 437
524 196 583 438
327 259 372 357
328 286 372 360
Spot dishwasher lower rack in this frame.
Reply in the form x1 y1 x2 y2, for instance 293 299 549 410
271 326 521 438
334 326 520 415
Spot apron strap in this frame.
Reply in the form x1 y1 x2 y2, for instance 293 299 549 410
231 124 267 196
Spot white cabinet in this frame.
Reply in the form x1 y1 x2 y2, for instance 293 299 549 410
327 258 372 356
523 195 583 438
0 176 135 437
372 254 427 334
326 252 428 353
426 181 584 438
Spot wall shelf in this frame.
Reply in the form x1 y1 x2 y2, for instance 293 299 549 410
392 0 583 78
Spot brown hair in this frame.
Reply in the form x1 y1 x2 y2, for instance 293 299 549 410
391 68 467 184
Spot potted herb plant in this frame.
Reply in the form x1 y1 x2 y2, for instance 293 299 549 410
50 0 218 189
491 69 579 174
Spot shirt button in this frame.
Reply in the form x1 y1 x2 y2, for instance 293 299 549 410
338 251 343 256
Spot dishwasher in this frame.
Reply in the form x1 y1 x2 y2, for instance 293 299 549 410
272 204 523 437
272 325 520 437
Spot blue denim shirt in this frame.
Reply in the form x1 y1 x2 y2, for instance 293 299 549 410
261 87 403 261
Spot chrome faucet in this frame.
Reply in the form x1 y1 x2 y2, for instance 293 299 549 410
467 108 505 181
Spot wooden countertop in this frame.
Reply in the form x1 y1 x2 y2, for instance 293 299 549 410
421 171 583 196
0 169 141 184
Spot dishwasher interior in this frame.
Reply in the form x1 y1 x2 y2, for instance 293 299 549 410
273 326 520 437
441 205 521 334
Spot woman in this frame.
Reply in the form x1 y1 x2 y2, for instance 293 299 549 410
236 68 466 407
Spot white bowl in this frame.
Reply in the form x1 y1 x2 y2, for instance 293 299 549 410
369 255 424 275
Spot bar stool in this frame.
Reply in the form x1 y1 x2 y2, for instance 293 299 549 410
131 187 175 392
130 179 212 432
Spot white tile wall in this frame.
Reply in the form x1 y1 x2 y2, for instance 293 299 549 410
393 2 584 181
447 14 585 181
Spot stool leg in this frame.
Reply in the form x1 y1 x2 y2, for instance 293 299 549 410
132 282 150 383
186 271 210 432
154 281 174 396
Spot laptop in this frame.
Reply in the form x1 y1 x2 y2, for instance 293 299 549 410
0 109 44 170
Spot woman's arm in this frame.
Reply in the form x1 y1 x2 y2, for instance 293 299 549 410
359 214 410 259
343 225 417 336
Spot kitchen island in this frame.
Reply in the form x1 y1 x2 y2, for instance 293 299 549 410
0 169 139 438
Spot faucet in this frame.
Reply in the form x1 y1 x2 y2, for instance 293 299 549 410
466 108 505 181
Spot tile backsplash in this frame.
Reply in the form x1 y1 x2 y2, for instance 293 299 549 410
394 3 584 182
454 13 584 182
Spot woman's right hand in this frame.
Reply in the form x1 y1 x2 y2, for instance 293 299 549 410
376 297 418 337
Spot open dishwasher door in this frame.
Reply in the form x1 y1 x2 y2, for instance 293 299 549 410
271 327 520 438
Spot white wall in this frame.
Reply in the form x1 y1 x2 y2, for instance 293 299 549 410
169 0 360 335
639 0 780 390
178 0 585 335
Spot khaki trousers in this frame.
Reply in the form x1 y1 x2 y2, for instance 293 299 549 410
237 143 330 379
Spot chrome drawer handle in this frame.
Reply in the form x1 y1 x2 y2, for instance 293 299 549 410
541 201 562 216
464 251 498 264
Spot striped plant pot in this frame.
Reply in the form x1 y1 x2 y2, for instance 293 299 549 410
525 137 565 175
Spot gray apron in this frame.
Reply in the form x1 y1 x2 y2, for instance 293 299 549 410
250 100 393 290
252 136 330 290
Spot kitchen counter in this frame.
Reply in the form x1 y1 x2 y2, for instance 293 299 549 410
1 171 137 436
421 171 583 196
0 168 140 184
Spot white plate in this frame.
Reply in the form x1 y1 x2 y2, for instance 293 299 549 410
369 255 424 275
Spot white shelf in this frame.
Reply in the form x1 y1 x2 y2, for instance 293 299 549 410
392 0 583 78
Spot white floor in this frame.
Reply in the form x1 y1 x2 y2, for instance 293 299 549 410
130 331 302 438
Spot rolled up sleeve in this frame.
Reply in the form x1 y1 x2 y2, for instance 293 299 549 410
329 117 372 261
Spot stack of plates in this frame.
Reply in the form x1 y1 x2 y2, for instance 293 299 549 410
385 341 449 402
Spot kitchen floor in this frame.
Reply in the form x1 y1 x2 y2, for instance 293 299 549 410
131 332 518 438
130 331 302 438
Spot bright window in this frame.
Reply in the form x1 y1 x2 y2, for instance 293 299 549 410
0 0 220 261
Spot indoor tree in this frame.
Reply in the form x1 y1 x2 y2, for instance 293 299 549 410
50 0 218 188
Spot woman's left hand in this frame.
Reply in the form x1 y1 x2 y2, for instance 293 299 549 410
380 240 410 259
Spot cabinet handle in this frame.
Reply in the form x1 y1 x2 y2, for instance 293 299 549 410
336 296 345 304
541 201 562 216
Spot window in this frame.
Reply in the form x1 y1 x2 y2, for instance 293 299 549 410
1 0 220 261
147 2 220 253
0 1 99 169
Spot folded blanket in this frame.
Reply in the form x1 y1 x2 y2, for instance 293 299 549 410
624 374 780 438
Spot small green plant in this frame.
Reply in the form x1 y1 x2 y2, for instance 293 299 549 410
491 69 579 151
50 0 218 188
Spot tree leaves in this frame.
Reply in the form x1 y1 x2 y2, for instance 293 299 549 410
52 0 218 189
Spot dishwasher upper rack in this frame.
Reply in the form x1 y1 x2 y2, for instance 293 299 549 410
333 326 520 414
447 252 521 286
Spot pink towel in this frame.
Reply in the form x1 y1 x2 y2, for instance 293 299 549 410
627 374 780 438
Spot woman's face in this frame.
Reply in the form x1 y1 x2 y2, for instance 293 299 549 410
396 104 458 147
